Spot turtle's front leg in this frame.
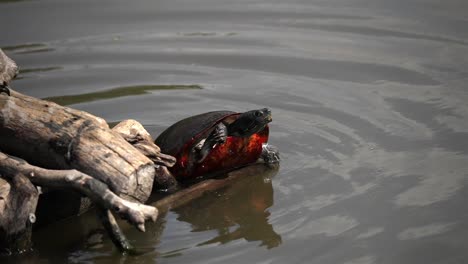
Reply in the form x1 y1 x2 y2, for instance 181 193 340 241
0 83 10 96
260 144 280 164
194 122 228 163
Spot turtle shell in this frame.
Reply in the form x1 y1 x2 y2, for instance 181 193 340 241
155 111 269 179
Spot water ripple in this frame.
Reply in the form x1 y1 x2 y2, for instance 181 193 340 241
397 222 456 240
284 23 468 46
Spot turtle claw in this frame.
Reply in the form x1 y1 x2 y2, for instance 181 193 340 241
0 83 10 96
260 144 280 164
195 123 228 164
193 139 205 152
212 124 227 144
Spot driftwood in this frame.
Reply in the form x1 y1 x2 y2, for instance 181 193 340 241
0 91 156 203
0 152 157 230
0 149 160 253
112 119 178 190
112 119 176 168
0 88 170 253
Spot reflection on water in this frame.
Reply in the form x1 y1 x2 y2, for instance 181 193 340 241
182 32 218 37
19 66 62 74
173 167 281 249
288 215 358 238
283 23 468 47
397 223 456 240
1 43 54 54
1 43 46 51
356 227 384 239
44 84 202 105
0 0 29 3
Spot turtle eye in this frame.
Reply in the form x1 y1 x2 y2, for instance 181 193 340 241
254 111 263 117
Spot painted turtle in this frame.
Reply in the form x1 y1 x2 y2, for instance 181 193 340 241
155 108 279 179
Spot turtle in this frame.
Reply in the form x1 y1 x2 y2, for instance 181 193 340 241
155 108 280 180
0 48 19 96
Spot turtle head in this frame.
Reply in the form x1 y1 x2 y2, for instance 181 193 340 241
228 108 272 137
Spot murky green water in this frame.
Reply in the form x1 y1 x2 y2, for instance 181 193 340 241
1 0 468 263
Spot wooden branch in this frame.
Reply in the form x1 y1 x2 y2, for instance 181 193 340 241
0 173 38 255
0 152 157 233
112 119 176 168
112 119 178 191
97 209 134 252
0 90 155 203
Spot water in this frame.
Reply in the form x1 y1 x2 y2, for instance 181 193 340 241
1 0 468 263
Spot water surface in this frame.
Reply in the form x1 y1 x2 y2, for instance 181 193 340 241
1 0 468 263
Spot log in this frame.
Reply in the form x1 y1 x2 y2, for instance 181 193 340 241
0 91 155 203
0 173 39 255
0 151 158 252
0 89 172 253
112 120 178 191
112 119 176 168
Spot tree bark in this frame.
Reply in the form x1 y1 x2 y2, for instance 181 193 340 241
0 173 39 255
0 91 155 203
112 119 178 191
0 90 170 253
112 119 176 167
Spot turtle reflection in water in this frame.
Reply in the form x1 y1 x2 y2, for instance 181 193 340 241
155 108 280 181
173 164 282 249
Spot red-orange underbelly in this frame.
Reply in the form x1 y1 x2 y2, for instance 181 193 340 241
173 126 269 179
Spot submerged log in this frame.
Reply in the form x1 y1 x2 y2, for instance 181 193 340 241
153 163 279 211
